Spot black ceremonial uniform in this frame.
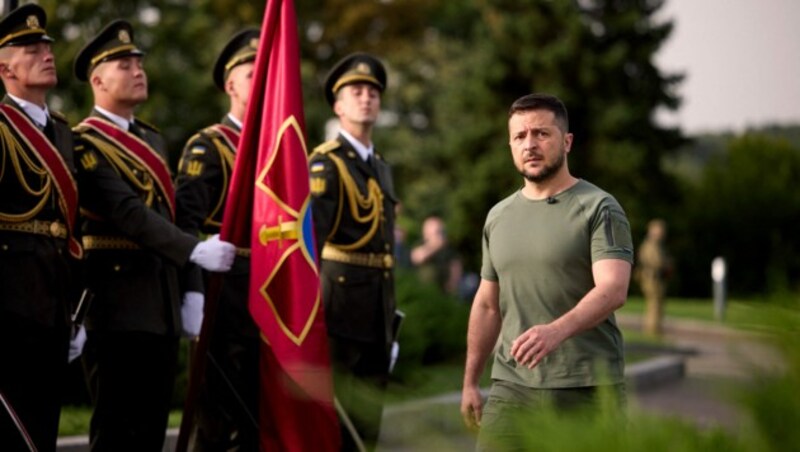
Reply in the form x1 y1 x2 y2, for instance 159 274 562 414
0 5 78 451
175 116 259 450
0 98 77 451
309 134 397 450
74 108 201 450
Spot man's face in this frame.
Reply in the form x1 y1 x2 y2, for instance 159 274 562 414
333 82 381 127
226 61 254 110
0 42 57 89
508 109 572 183
92 56 148 106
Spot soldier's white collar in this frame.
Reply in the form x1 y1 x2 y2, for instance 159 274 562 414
339 128 373 162
8 93 50 129
94 105 134 131
227 113 242 130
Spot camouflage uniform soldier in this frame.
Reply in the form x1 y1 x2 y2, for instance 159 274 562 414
637 218 672 336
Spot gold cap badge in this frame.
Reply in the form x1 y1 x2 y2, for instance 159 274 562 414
26 15 39 29
118 29 131 43
249 38 259 49
356 62 370 74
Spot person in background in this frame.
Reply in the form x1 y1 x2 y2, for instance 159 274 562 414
410 215 463 297
72 20 234 450
0 4 82 450
461 93 633 451
636 218 673 337
174 27 261 451
309 52 398 451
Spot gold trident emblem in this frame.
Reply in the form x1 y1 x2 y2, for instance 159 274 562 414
258 215 299 248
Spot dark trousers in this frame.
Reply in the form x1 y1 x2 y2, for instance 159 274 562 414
0 312 68 452
188 317 260 451
329 336 389 452
83 330 179 452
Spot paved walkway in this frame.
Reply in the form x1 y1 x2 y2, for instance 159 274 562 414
57 314 783 451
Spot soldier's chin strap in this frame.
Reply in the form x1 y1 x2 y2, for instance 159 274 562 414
334 397 367 452
0 389 37 452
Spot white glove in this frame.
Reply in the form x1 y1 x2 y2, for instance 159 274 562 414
189 234 235 272
389 340 399 373
181 291 204 339
69 326 87 363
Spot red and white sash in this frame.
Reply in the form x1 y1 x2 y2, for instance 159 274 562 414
208 124 240 152
80 117 176 220
0 105 82 259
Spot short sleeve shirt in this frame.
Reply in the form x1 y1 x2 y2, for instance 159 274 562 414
481 179 633 388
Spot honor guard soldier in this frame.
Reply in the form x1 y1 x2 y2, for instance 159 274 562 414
310 52 398 452
175 28 261 450
72 20 235 450
0 5 82 450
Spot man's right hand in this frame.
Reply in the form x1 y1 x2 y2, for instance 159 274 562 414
189 234 235 272
460 384 483 431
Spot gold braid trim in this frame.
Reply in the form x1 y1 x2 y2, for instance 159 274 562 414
324 152 383 251
80 134 156 207
0 123 52 222
202 134 235 228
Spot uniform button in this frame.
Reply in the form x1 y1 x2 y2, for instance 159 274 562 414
337 276 346 283
384 271 389 279
113 264 121 272
384 244 390 251
1 244 7 251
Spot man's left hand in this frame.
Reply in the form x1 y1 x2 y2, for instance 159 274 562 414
510 323 565 369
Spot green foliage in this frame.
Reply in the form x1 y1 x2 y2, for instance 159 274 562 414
391 270 470 381
500 407 745 452
673 133 800 295
737 306 800 451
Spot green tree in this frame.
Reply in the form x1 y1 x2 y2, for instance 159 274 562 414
390 0 685 268
677 134 800 295
41 0 262 163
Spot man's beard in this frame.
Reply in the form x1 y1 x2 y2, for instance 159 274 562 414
520 150 565 183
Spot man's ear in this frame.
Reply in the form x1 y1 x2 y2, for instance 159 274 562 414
0 62 13 79
89 70 103 91
224 77 235 98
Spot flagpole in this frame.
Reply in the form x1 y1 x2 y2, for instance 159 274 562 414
175 2 283 449
174 272 224 452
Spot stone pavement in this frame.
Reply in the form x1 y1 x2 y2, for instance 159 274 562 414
57 314 782 451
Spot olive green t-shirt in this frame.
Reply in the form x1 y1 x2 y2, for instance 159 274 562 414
481 180 633 388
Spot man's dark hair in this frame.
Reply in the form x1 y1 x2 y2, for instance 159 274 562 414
508 93 569 132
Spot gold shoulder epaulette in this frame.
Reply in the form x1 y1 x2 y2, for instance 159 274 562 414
185 131 205 145
135 118 160 133
312 139 341 156
201 125 221 138
50 111 68 124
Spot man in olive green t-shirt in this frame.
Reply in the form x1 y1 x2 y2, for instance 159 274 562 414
461 93 634 451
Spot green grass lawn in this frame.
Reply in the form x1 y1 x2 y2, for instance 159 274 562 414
621 295 800 333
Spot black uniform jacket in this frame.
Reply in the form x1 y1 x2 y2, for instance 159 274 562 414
0 96 76 327
175 116 255 336
309 134 397 344
74 109 199 335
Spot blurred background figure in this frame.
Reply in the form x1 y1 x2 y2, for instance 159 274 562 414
411 216 463 298
636 218 673 336
393 202 411 270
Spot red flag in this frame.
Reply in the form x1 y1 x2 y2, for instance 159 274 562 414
220 0 340 449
